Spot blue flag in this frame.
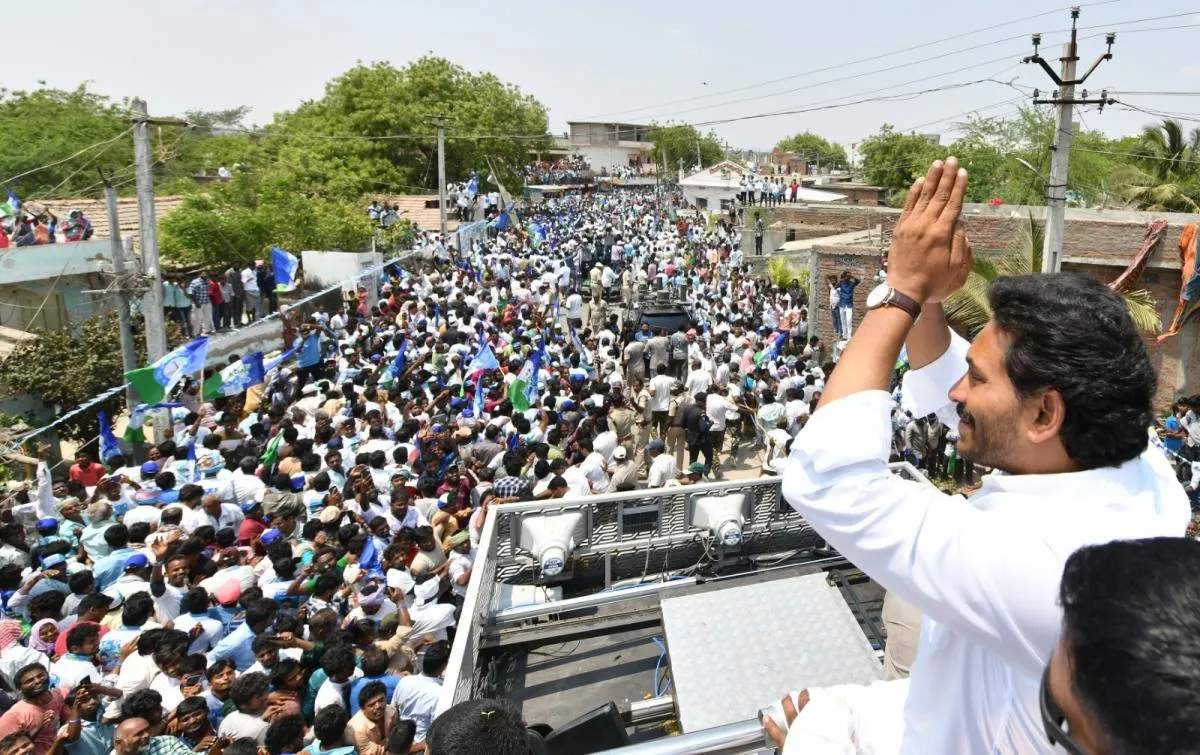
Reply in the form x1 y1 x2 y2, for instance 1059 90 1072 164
525 345 547 405
465 343 500 382
473 374 486 419
98 411 121 462
204 352 266 399
381 339 408 387
433 303 440 328
126 336 210 403
264 346 298 374
186 439 198 483
272 247 300 292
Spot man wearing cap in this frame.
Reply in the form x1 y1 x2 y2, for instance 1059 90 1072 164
606 446 638 492
646 439 676 489
106 554 153 605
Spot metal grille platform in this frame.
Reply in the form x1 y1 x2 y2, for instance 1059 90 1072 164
660 572 883 732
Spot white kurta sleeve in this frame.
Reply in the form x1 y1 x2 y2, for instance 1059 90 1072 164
899 330 970 428
782 391 1060 677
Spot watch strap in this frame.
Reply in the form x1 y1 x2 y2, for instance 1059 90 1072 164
885 288 921 319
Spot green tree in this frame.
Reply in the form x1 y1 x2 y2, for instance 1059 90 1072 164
0 313 139 442
160 170 380 266
269 58 550 195
648 122 724 171
858 125 943 196
944 213 1160 337
1110 119 1200 212
0 85 134 198
775 132 847 168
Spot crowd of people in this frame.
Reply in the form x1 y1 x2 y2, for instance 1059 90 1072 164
0 185 851 754
522 155 589 186
738 174 805 206
161 263 280 338
5 157 1200 754
1 208 94 248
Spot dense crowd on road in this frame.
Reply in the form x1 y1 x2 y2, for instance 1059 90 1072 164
0 186 858 755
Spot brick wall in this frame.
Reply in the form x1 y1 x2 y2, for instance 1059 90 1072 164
810 246 884 347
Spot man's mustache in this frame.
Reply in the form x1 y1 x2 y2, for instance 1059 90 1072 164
956 404 974 425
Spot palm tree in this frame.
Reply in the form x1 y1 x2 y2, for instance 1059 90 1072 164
944 213 1161 337
1114 119 1200 212
1137 119 1200 180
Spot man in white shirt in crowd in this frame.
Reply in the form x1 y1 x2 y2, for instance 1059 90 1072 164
777 158 1189 754
645 439 676 488
392 640 450 747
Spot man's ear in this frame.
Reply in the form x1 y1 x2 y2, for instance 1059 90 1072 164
1026 388 1066 445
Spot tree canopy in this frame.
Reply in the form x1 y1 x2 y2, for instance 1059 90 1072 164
268 57 550 197
775 132 847 167
0 313 137 442
159 57 550 264
648 122 724 171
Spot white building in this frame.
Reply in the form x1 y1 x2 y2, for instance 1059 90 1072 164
679 161 750 213
681 161 849 213
566 122 654 175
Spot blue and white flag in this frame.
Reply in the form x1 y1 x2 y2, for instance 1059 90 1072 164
126 337 210 403
473 374 486 419
98 410 122 462
272 247 300 292
568 322 592 367
264 346 298 374
525 345 547 405
381 339 409 387
465 343 500 382
203 352 266 399
186 439 198 483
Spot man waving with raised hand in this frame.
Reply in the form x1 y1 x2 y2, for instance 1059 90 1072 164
777 158 1188 754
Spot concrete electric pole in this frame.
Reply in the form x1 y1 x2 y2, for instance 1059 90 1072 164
1023 8 1115 273
436 115 448 240
101 171 140 409
131 98 169 360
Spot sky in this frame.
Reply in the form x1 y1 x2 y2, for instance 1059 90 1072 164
8 0 1200 155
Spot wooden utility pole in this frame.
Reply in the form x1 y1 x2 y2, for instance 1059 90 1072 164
101 171 139 408
131 98 168 360
436 115 448 239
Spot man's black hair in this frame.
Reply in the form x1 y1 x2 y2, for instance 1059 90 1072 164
67 570 94 594
357 680 387 708
77 592 112 616
320 645 356 679
121 593 154 627
422 640 452 676
264 714 306 755
988 273 1154 470
1059 537 1200 754
103 524 130 549
65 623 99 652
426 697 528 755
245 598 278 629
312 705 350 749
229 672 270 710
122 689 163 721
205 658 236 682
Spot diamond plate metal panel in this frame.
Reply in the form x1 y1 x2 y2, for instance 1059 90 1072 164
660 573 882 733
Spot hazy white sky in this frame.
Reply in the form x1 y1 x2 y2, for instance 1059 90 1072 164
8 0 1200 152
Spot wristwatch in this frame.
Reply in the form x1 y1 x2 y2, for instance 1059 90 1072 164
865 284 921 319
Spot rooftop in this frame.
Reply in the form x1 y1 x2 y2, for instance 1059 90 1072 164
37 195 186 242
374 194 461 231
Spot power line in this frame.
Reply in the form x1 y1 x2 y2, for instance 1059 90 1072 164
690 77 1021 128
580 0 1130 121
0 128 133 188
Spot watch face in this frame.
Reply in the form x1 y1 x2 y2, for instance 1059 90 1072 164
866 284 890 309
